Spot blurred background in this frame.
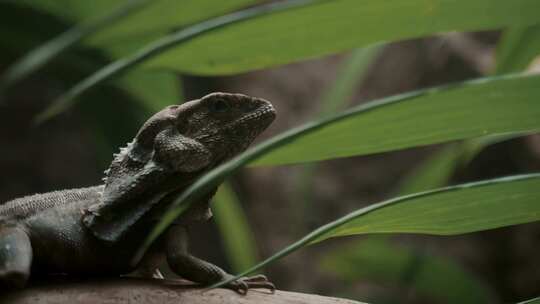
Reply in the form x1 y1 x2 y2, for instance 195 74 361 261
1 1 539 303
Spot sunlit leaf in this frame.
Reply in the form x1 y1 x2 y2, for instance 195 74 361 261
36 0 316 122
18 0 261 51
86 0 261 48
39 0 540 120
16 0 125 21
144 0 540 74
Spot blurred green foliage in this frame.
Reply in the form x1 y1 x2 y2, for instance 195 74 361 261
212 184 259 273
320 237 493 303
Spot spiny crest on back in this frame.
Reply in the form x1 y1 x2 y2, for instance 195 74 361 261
101 140 136 184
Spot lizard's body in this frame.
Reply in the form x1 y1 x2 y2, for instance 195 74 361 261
1 186 141 275
0 93 276 293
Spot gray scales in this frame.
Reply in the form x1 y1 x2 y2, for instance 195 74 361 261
0 93 276 294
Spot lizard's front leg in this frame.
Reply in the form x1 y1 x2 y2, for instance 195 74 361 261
130 248 165 279
165 225 275 294
0 225 32 288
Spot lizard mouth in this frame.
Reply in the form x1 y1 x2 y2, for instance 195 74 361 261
225 101 276 131
239 103 275 125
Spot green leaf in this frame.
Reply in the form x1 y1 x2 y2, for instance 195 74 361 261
398 21 540 196
0 0 150 92
295 46 382 230
39 0 540 120
15 0 124 21
314 174 540 241
317 46 382 117
518 297 540 304
35 0 316 122
18 0 261 51
118 70 181 112
496 23 540 75
210 173 540 289
134 73 540 265
397 145 464 195
212 183 260 273
86 0 261 48
144 0 540 75
253 74 540 166
397 133 532 195
320 238 493 304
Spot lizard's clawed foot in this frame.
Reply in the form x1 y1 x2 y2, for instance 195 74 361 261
225 274 275 295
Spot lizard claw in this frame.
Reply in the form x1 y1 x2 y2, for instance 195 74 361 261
225 274 276 294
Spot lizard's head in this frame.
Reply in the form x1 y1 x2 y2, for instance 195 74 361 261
85 93 275 242
168 92 275 163
118 92 276 170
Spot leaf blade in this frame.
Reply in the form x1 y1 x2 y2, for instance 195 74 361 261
0 0 150 92
213 183 260 273
210 173 540 289
86 0 261 48
496 23 540 75
144 0 540 74
253 74 540 166
35 0 317 122
396 133 533 195
318 174 540 240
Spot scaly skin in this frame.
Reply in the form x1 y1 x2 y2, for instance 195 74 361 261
0 93 276 293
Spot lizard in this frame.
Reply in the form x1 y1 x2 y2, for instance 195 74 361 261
0 92 276 294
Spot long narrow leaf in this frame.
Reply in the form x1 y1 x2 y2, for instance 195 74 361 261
133 73 540 264
213 184 260 273
397 22 540 195
397 133 534 195
210 173 540 289
253 73 540 166
35 0 317 122
518 297 540 304
86 0 261 48
295 46 382 230
318 46 382 116
0 0 150 93
496 24 540 75
18 0 261 52
144 0 540 75
398 22 540 196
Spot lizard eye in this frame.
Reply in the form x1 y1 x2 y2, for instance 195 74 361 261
210 98 229 112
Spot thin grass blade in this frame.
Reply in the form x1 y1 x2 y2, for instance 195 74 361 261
0 0 150 94
35 0 318 122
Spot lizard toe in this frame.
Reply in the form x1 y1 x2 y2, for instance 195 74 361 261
225 275 276 294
